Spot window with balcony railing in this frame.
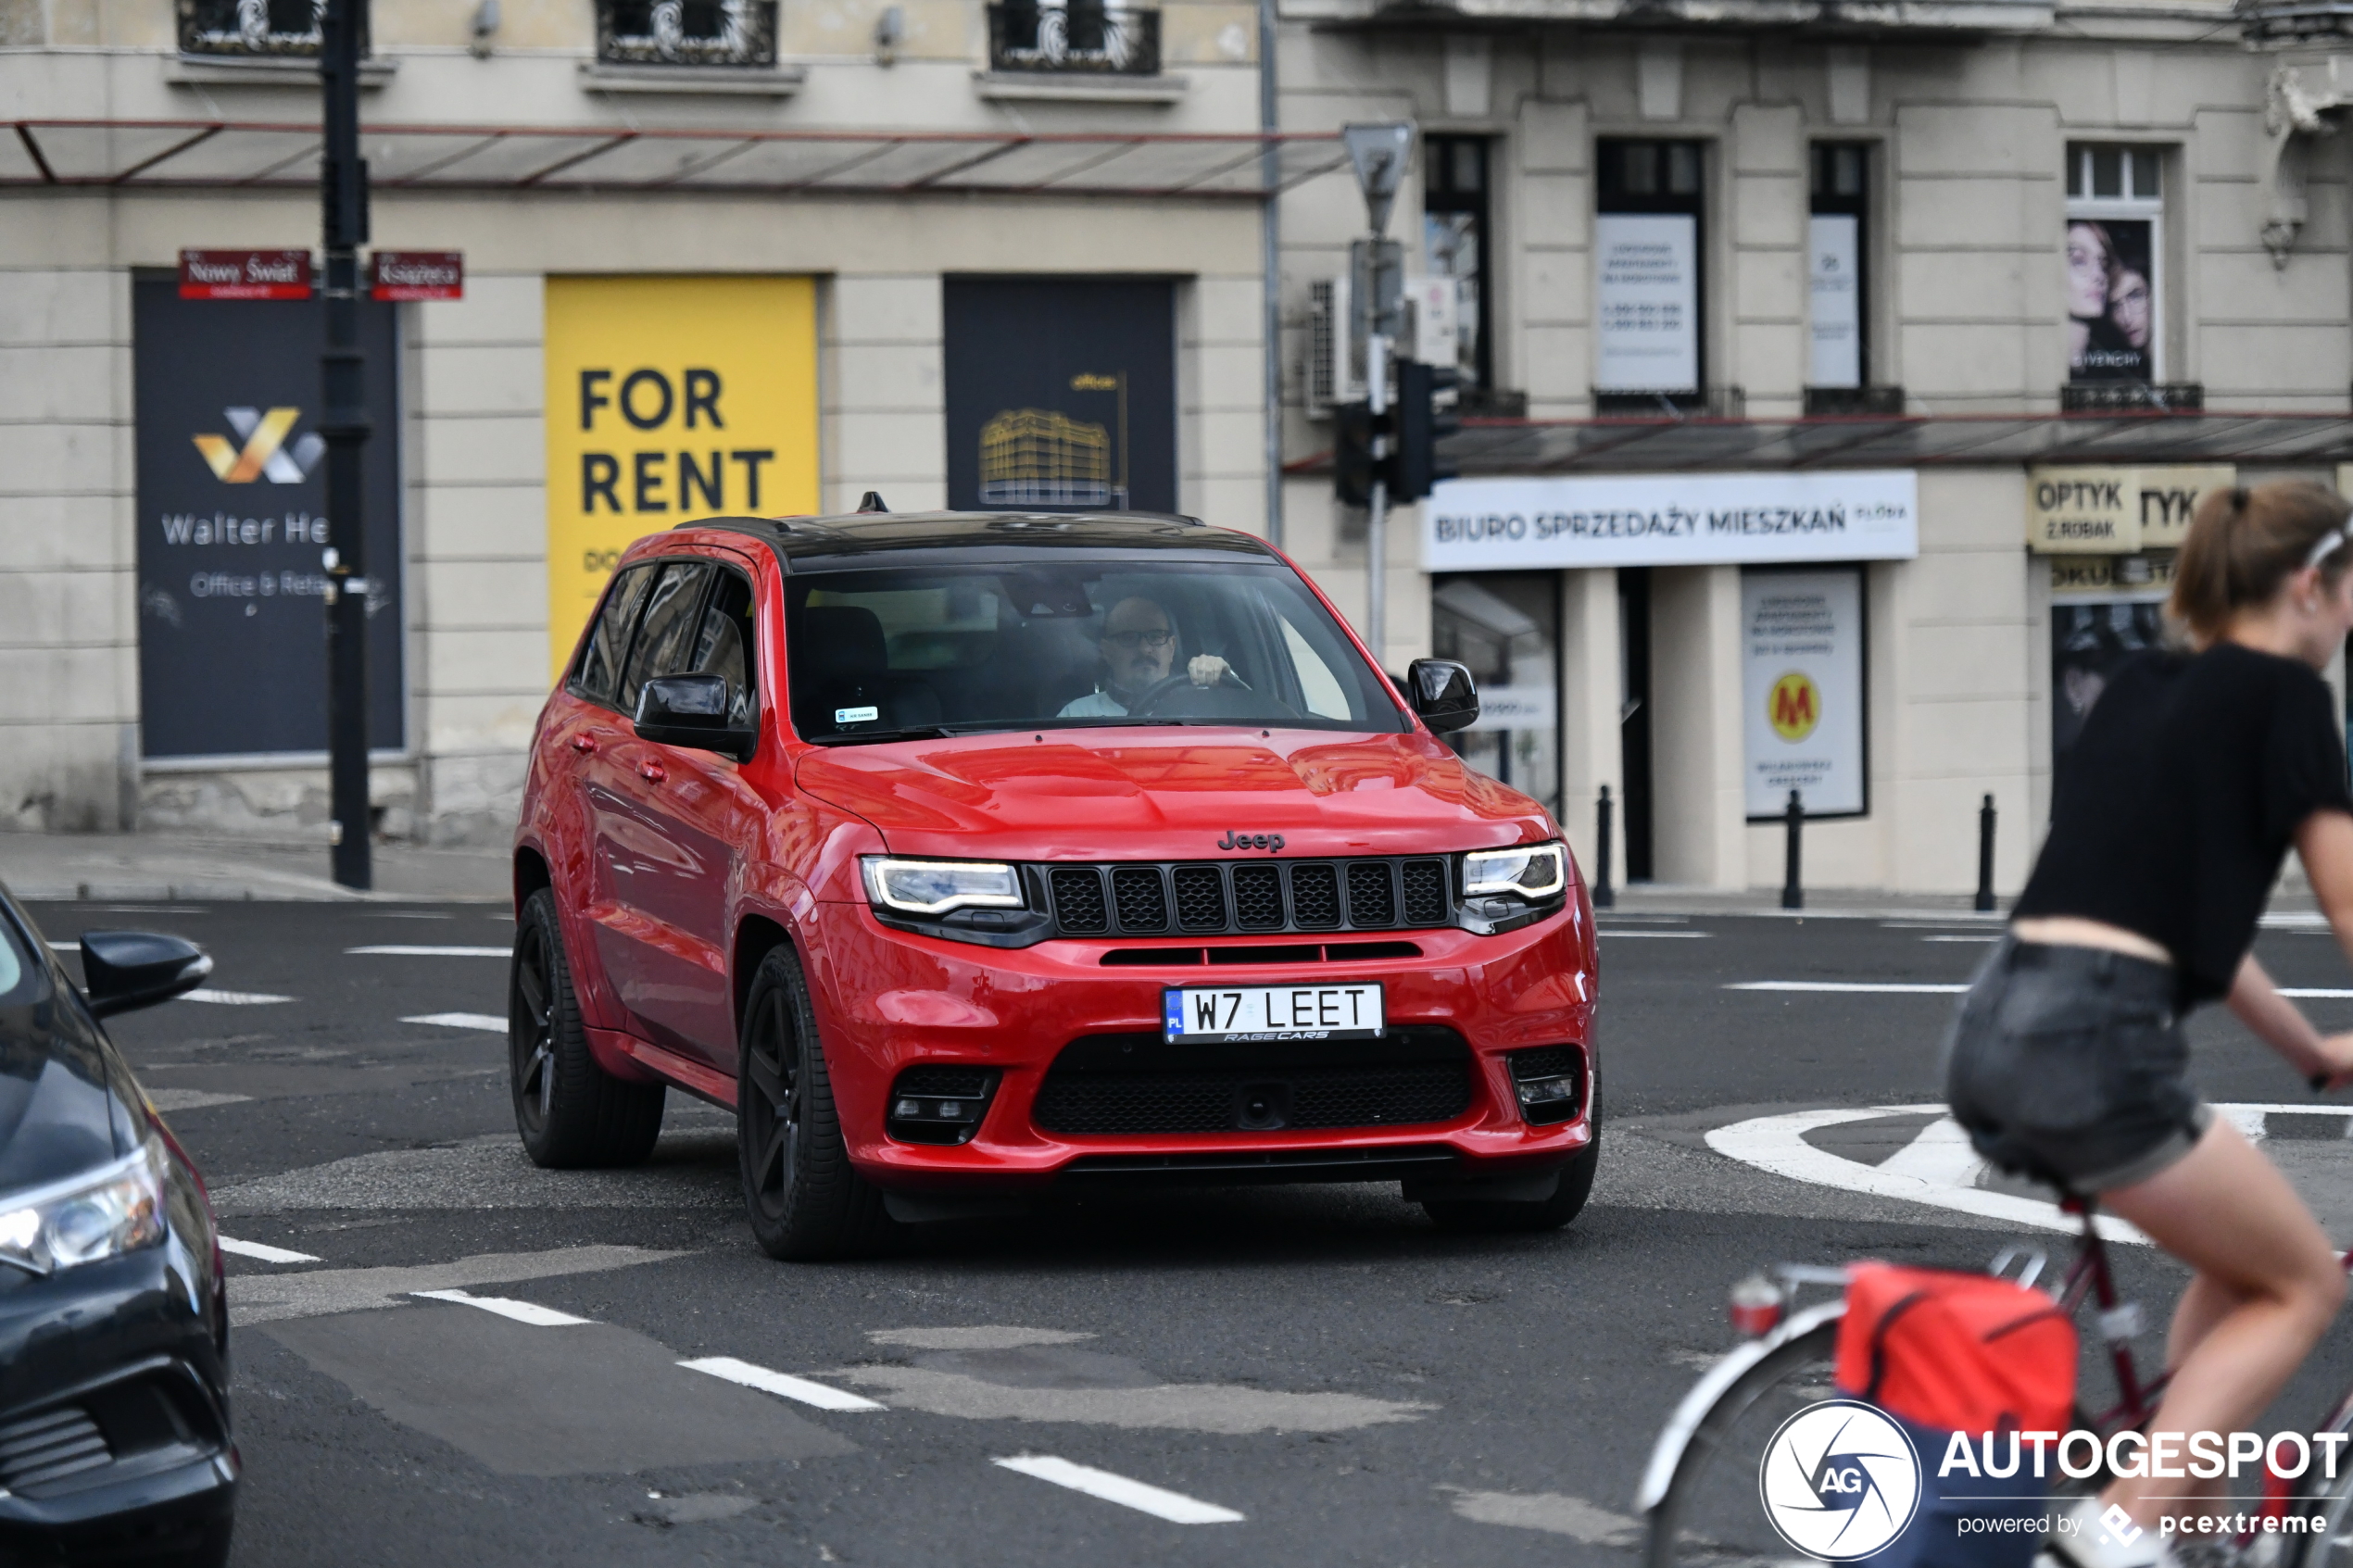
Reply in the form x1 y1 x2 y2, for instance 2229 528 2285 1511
597 0 779 68
988 1 1162 75
178 0 346 57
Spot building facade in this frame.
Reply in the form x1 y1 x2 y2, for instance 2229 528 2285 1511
1271 0 2353 894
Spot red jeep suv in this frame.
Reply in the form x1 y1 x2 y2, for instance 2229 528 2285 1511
510 508 1598 1259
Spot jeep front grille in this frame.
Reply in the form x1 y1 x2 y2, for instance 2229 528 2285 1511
1039 857 1452 938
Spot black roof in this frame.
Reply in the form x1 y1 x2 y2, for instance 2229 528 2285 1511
671 508 1276 571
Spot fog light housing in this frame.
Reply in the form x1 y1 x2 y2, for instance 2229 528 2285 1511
885 1067 1001 1146
1504 1046 1584 1126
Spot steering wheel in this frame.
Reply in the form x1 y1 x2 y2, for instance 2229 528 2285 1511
1128 666 1286 721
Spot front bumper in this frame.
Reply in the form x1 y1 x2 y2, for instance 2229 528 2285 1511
803 899 1596 1192
0 1231 236 1557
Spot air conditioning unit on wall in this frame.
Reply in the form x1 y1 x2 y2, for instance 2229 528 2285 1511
1305 276 1361 420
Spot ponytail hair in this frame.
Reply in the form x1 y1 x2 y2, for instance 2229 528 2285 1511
2170 480 2353 645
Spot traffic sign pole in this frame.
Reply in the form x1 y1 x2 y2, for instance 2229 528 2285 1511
321 0 372 891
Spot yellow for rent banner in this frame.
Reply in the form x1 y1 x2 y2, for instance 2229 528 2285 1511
544 275 819 681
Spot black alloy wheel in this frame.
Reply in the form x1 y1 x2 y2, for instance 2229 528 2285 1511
509 887 664 1168
737 945 893 1261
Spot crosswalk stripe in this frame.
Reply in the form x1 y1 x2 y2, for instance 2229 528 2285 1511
348 946 509 958
184 987 294 1004
1728 981 1967 994
220 1236 321 1264
1598 931 1711 939
677 1357 887 1411
992 1455 1244 1524
412 1288 593 1326
401 1011 507 1032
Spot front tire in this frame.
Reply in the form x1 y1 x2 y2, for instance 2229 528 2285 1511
510 887 664 1168
737 945 893 1261
1421 1085 1601 1234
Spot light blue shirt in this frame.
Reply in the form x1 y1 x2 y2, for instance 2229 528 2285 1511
1058 688 1128 718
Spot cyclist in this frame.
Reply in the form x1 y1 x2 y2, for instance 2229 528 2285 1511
1946 481 2353 1566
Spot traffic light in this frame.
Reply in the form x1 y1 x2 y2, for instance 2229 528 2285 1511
1333 400 1386 508
1390 361 1460 504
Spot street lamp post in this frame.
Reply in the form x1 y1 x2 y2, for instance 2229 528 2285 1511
1340 122 1412 671
321 0 372 890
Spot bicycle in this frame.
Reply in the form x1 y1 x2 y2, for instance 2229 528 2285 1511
1638 1183 2353 1568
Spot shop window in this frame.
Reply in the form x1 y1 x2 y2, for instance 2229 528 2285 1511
2063 144 2174 399
597 0 780 69
1431 575 1561 819
1805 144 1903 417
1595 140 1707 414
1422 136 1496 408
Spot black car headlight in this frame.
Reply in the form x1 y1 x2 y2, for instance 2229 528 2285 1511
0 1138 168 1276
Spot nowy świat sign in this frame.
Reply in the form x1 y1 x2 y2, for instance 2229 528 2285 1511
1423 471 1919 571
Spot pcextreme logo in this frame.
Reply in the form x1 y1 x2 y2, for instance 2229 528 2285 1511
193 407 326 484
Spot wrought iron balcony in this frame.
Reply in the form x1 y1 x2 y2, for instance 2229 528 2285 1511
2238 0 2353 43
597 0 779 69
178 0 350 57
988 2 1162 76
2059 383 2204 414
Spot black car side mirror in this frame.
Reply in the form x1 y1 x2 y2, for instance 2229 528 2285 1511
635 673 756 760
81 932 212 1019
1405 658 1479 733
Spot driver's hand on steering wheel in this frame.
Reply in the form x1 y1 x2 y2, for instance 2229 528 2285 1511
1189 654 1230 688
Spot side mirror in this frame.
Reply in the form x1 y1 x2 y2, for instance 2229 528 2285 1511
1405 658 1479 733
635 673 756 760
81 932 211 1019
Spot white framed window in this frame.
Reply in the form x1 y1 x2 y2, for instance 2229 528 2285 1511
2064 144 2164 384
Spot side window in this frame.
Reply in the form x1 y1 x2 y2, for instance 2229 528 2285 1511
573 564 656 707
690 569 758 728
617 561 715 720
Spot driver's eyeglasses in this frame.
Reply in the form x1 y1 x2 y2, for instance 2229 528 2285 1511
1102 629 1176 651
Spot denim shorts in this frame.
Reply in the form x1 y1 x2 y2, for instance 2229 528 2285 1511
1942 935 2212 1194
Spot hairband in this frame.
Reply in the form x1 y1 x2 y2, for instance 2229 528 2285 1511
2306 527 2348 571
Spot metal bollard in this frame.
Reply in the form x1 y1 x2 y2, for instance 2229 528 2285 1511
1975 793 1997 913
1781 789 1804 911
1594 784 1616 909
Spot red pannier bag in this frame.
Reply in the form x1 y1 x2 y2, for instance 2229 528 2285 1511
1833 1263 2078 1568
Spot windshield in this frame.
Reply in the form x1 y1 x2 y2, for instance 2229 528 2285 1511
786 560 1406 744
0 909 32 1007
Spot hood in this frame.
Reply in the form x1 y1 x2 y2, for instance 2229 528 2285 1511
793 727 1554 861
0 996 126 1195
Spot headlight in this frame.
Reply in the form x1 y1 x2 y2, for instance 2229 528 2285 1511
862 858 1025 917
1463 842 1568 900
0 1138 167 1277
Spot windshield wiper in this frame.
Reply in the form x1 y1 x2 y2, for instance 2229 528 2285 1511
812 725 955 746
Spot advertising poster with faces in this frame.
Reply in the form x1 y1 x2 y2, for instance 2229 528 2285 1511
2050 556 2173 777
2066 218 2155 382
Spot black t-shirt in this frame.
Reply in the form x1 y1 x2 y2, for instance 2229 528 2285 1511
2016 642 2353 1004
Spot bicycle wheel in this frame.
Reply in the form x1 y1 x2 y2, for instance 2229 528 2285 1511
2287 1395 2353 1568
1645 1317 1842 1568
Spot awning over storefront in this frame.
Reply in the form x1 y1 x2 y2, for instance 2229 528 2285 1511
0 119 1347 198
1423 412 2353 474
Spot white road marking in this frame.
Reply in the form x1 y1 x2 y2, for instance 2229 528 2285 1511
148 1088 253 1112
2282 989 2353 999
1920 935 1999 944
348 945 509 958
412 1288 593 1326
1878 1116 1988 1187
678 1357 887 1411
1599 930 1711 939
402 1011 507 1032
183 987 294 1004
1706 1105 2150 1243
1730 981 1968 995
44 940 74 950
220 1236 322 1264
992 1455 1244 1524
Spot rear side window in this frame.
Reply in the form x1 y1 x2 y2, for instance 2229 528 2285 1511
618 561 715 719
689 569 759 728
573 564 656 707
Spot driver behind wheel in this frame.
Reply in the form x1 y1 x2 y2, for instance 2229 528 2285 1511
1058 595 1229 717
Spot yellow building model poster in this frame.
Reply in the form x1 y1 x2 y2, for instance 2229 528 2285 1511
543 275 819 682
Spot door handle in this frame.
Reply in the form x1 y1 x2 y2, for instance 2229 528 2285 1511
637 760 667 784
570 734 598 755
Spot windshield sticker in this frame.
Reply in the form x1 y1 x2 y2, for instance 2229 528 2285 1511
836 706 880 725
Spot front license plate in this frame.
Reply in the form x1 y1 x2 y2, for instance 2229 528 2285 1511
1163 984 1384 1044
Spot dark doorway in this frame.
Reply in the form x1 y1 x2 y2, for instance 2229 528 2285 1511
1618 566 1655 882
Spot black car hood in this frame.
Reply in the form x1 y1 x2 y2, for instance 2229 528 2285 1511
0 996 127 1193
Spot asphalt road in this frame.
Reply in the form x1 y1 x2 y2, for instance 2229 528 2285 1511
25 898 2353 1568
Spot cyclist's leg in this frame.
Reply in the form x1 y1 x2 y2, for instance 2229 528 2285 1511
2097 1115 2345 1530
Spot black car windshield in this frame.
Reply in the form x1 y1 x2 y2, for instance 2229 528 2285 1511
786 560 1407 744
